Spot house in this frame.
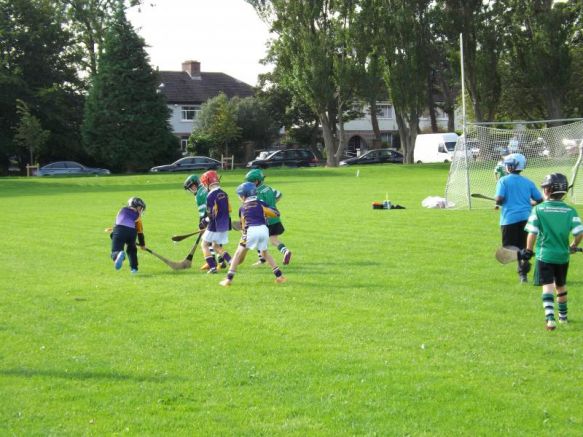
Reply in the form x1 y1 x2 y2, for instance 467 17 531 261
342 102 457 156
158 60 255 151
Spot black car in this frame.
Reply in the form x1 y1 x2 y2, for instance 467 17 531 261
37 161 111 176
149 156 221 172
246 149 319 169
339 148 403 166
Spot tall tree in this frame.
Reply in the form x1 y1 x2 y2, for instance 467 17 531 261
13 100 50 165
0 0 83 172
82 4 178 172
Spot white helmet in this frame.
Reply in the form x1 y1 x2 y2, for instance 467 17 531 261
504 153 526 171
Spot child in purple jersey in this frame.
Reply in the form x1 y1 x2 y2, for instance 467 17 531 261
220 182 286 286
111 197 147 274
199 170 232 274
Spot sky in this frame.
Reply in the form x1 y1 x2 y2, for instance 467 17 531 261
127 0 272 86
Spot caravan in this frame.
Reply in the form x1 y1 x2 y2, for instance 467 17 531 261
414 133 459 163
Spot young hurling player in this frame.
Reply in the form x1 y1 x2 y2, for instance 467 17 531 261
522 173 583 330
111 197 147 274
244 169 292 266
495 153 543 283
220 182 286 286
199 170 232 274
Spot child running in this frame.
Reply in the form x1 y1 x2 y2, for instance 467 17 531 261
522 173 583 330
244 169 292 265
220 182 286 286
183 174 219 270
199 170 232 274
111 197 146 274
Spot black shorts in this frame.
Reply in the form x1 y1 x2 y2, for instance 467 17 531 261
267 222 285 236
501 220 528 249
533 260 569 286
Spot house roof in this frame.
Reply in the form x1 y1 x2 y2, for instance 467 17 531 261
158 71 255 104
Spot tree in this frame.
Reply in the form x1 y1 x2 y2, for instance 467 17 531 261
13 100 50 164
0 0 84 172
233 96 280 150
82 4 178 172
193 92 241 159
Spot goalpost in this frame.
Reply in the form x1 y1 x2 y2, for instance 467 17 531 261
446 34 583 209
445 119 583 209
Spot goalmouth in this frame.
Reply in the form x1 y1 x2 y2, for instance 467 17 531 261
444 119 583 209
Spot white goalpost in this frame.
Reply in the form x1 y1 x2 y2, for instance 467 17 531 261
445 119 583 209
446 33 583 209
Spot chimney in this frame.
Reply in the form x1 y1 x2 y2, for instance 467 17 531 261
182 60 201 79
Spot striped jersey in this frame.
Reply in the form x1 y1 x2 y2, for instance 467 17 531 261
238 196 279 229
256 183 282 225
525 200 583 264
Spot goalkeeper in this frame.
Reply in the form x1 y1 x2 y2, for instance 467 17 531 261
495 153 543 283
522 173 583 330
244 169 292 265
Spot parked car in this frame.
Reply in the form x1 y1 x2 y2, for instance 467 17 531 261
149 156 221 172
37 161 110 176
246 149 319 169
339 148 403 166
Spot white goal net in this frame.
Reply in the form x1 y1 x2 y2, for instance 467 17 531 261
445 119 583 209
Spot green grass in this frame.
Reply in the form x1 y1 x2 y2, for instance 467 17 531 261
1 165 583 435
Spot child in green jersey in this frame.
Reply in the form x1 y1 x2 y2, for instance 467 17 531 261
522 173 583 330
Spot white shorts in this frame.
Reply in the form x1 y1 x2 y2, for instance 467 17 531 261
202 230 229 245
243 225 269 250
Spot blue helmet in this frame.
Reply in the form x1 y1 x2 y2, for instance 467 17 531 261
236 182 257 198
503 153 526 171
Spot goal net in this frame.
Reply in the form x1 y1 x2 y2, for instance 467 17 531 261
445 119 583 209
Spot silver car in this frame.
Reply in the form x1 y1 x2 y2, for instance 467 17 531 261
37 161 111 176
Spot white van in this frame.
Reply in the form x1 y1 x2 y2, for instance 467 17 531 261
414 132 459 163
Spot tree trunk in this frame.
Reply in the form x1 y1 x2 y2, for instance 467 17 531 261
369 100 381 141
395 110 419 164
320 112 338 166
427 74 438 132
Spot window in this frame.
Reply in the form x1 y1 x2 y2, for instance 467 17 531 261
378 104 393 119
181 105 201 121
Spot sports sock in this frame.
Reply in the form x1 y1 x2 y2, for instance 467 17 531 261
226 270 235 281
557 291 568 320
256 249 266 263
272 267 283 278
542 293 555 321
222 252 232 264
205 256 217 270
277 243 287 254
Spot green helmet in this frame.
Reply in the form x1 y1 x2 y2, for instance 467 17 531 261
184 174 200 190
245 169 265 183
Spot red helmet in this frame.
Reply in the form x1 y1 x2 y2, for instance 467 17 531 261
200 170 220 188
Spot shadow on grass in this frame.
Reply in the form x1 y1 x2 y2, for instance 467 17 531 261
0 367 182 383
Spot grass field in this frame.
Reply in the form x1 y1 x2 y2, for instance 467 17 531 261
1 164 583 435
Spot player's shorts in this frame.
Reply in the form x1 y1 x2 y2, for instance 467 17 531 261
241 225 269 250
533 260 569 286
202 230 228 245
501 220 528 249
267 222 285 236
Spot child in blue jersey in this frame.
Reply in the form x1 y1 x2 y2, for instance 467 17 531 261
200 170 232 274
111 197 147 274
495 153 543 283
220 182 286 286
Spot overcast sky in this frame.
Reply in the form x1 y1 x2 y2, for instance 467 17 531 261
127 0 272 86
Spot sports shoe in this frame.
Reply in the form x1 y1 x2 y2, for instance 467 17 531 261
114 252 126 270
559 317 568 325
275 276 287 284
519 274 527 284
546 320 557 331
218 260 228 270
219 279 231 287
130 269 138 275
200 263 210 271
283 250 292 265
207 268 218 274
252 260 266 267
